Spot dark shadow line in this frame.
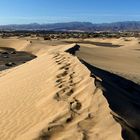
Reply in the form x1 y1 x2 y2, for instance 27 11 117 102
80 59 140 140
64 40 122 48
0 47 36 71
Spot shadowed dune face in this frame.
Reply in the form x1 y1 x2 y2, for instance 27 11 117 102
65 44 80 55
64 40 122 47
81 60 140 140
0 47 36 71
76 43 140 84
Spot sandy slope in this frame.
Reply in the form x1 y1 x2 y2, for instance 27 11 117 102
0 38 30 51
0 37 71 71
75 37 140 84
0 42 122 140
0 37 67 56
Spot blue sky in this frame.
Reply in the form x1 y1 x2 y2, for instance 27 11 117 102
0 0 140 24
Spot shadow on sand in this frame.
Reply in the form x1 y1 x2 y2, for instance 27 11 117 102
0 47 36 71
80 60 140 140
65 40 122 48
135 49 140 51
65 44 80 55
65 43 140 139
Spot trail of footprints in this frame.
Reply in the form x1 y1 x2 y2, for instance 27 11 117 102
34 53 83 140
53 52 82 114
54 53 76 101
35 52 101 140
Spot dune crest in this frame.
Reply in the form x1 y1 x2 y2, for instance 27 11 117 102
0 44 122 140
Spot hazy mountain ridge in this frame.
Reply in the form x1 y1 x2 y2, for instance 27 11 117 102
1 21 140 31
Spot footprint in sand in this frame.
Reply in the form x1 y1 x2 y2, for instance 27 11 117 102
54 55 66 61
65 113 75 123
70 99 82 112
56 79 63 83
64 67 69 71
59 62 71 68
56 71 68 78
37 124 64 140
58 84 63 89
66 89 74 96
55 58 67 65
52 53 60 59
59 65 69 70
54 86 71 101
37 112 75 139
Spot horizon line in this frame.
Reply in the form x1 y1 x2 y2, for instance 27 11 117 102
1 20 140 26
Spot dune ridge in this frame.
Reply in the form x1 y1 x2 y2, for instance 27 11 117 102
0 43 122 140
80 60 140 140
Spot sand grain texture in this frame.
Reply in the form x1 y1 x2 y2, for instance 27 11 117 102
0 41 122 140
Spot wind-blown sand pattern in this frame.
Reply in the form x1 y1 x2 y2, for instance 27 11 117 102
0 37 140 140
0 42 122 140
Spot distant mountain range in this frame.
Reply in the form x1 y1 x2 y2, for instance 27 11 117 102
1 21 140 32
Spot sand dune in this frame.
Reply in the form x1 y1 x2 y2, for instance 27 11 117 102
0 38 30 51
76 37 140 84
0 40 122 140
81 60 140 140
0 37 140 140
